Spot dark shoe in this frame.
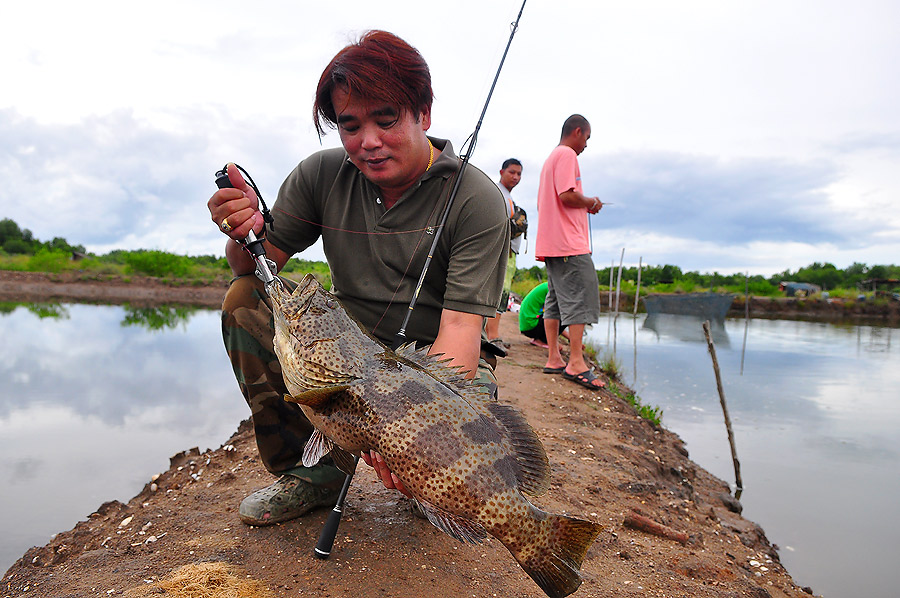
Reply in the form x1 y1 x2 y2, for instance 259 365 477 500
542 366 566 374
563 369 606 390
489 338 511 349
239 475 340 526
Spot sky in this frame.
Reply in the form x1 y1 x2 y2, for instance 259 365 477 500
3 0 899 276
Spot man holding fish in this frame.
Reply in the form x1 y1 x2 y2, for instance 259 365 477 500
207 31 509 527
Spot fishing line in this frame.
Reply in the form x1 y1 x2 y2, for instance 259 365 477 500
393 0 528 350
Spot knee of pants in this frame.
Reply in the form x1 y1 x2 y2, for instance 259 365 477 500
223 274 268 316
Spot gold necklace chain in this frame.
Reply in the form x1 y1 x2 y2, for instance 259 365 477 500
425 139 434 172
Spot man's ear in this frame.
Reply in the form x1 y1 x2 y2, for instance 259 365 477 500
420 106 432 131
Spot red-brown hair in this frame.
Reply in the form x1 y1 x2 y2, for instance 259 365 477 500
314 30 433 135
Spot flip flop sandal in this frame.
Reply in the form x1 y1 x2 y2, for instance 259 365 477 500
563 369 606 390
542 366 566 374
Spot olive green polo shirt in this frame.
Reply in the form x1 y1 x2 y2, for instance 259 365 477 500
267 137 509 346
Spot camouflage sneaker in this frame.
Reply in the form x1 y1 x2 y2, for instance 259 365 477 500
239 475 340 526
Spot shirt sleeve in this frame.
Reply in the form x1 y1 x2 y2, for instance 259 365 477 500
266 155 329 257
441 169 510 316
552 149 579 196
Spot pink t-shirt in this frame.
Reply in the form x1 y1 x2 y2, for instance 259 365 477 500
534 145 590 259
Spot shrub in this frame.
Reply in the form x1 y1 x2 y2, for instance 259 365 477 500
122 250 192 278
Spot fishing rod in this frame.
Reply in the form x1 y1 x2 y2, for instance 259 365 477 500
393 0 528 350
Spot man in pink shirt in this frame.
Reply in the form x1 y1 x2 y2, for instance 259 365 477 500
534 114 605 390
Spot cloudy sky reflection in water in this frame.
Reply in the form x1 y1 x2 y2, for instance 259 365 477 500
0 304 246 573
587 315 899 597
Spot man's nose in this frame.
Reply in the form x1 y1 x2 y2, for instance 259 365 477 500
360 125 382 150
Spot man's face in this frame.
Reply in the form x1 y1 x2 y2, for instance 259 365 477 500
499 164 522 191
331 87 431 196
573 125 591 155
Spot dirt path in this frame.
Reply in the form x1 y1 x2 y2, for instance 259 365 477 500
1 274 818 598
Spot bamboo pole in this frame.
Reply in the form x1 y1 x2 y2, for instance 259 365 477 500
741 272 750 375
702 320 743 493
633 256 642 315
607 259 614 344
614 247 624 314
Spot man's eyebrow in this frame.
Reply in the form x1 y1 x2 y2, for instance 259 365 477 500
336 106 398 125
371 106 399 118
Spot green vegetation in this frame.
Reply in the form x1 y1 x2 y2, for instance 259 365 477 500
0 218 331 285
121 305 199 331
511 257 900 301
607 383 663 427
2 217 897 301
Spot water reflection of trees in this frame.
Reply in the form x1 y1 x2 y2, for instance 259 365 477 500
0 302 70 319
121 305 198 331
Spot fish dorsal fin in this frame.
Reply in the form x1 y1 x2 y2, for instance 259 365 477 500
484 402 552 497
301 429 357 475
416 498 487 545
394 343 493 401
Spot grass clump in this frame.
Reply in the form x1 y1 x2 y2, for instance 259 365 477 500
608 383 663 427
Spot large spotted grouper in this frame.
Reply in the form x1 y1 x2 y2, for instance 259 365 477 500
269 273 602 598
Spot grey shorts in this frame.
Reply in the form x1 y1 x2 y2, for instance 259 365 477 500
543 254 601 327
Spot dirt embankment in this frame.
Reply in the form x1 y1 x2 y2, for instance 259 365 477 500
0 270 229 309
1 272 819 598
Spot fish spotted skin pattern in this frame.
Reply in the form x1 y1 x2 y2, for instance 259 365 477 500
269 273 602 598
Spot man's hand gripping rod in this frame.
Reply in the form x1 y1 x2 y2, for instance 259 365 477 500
214 166 277 286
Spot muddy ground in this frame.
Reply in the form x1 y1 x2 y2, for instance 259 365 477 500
1 271 820 598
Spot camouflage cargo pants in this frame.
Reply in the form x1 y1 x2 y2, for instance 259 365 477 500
221 274 499 486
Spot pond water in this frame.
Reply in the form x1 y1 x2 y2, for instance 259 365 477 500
587 312 900 598
0 303 247 574
2 303 898 597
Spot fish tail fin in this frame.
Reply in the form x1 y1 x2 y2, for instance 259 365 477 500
513 514 602 598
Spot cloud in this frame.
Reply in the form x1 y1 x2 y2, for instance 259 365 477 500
583 151 845 245
0 107 325 256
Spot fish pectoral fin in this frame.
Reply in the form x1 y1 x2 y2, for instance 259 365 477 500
285 384 351 408
416 499 487 545
302 430 359 475
302 429 334 467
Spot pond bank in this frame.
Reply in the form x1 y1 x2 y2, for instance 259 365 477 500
3 270 897 325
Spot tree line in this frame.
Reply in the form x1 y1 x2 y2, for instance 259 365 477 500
2 218 897 295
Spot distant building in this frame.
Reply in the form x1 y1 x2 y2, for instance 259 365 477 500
779 281 821 297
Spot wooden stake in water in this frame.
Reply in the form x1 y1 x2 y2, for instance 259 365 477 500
741 272 750 375
614 247 625 314
702 320 743 494
613 248 625 352
633 256 643 316
607 259 614 344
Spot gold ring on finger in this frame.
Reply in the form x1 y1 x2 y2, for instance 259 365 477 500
221 217 232 232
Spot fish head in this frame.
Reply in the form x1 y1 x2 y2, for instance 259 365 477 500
270 273 372 397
